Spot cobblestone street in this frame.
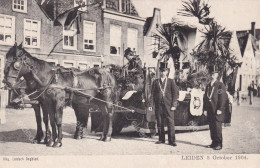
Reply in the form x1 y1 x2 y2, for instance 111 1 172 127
0 98 260 155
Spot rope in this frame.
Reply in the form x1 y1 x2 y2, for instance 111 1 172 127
11 72 55 103
50 84 111 91
49 85 134 113
30 73 56 100
74 90 135 113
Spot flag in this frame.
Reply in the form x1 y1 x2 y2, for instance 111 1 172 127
54 6 81 33
40 0 51 5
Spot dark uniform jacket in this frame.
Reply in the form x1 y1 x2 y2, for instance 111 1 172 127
203 80 227 122
150 78 179 112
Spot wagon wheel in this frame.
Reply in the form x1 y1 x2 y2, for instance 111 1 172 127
112 125 124 135
112 113 125 135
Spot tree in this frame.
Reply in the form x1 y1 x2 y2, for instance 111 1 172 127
178 0 241 77
152 23 186 70
178 0 242 94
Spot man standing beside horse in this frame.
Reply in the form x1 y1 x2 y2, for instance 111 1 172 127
149 62 179 146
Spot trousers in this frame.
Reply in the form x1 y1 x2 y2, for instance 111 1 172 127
156 101 175 143
209 118 222 146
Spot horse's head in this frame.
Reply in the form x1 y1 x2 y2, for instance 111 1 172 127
3 43 31 89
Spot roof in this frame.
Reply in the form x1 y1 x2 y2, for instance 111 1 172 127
143 17 153 35
237 29 260 40
237 31 259 56
171 17 197 30
143 8 162 36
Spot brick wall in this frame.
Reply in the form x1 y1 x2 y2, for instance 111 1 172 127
49 0 104 66
0 0 145 67
0 0 53 57
103 18 144 66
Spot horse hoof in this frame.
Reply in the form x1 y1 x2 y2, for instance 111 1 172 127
99 136 105 141
46 140 54 147
74 134 83 140
44 138 48 144
52 142 62 148
32 139 41 144
103 137 111 142
32 134 44 144
31 139 38 144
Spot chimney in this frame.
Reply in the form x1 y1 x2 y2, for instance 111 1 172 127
251 22 256 37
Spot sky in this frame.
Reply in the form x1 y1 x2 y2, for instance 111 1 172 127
132 0 260 31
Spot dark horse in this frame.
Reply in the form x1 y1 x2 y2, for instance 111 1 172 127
7 78 51 144
4 44 116 147
3 46 51 144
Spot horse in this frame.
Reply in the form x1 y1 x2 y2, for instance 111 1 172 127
4 44 116 147
3 45 51 144
7 78 51 144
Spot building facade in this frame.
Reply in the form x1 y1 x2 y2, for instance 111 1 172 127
40 0 145 68
0 0 54 88
0 0 145 88
236 22 260 91
143 8 197 69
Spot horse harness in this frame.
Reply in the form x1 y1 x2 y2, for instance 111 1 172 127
6 55 56 103
7 54 133 112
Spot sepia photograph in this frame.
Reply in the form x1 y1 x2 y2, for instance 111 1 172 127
0 0 259 167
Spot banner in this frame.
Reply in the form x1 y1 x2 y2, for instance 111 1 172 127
190 89 204 116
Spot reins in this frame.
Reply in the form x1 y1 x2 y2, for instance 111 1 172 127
6 52 135 113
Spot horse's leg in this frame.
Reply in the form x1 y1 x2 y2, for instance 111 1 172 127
105 105 113 142
40 101 51 144
72 103 83 139
53 105 63 148
99 104 109 141
42 105 51 144
81 105 89 138
73 108 80 139
31 104 44 144
101 88 114 142
45 101 57 147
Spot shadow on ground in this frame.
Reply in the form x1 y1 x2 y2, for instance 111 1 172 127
0 129 36 143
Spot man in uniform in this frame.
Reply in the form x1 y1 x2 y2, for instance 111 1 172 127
149 62 179 146
203 66 227 150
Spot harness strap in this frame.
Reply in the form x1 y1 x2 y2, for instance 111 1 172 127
48 84 134 112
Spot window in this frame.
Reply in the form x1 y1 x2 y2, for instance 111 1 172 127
46 59 58 66
13 0 27 13
127 28 138 54
63 25 77 50
77 62 89 70
83 21 96 52
74 0 87 11
92 62 101 68
122 0 130 13
24 19 41 48
151 33 160 51
0 15 15 46
110 24 121 55
61 60 76 68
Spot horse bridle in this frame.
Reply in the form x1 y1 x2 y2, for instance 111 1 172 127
5 53 55 101
6 59 24 80
4 57 28 96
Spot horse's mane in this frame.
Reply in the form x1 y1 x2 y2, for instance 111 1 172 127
19 47 53 69
77 68 116 89
6 45 16 59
